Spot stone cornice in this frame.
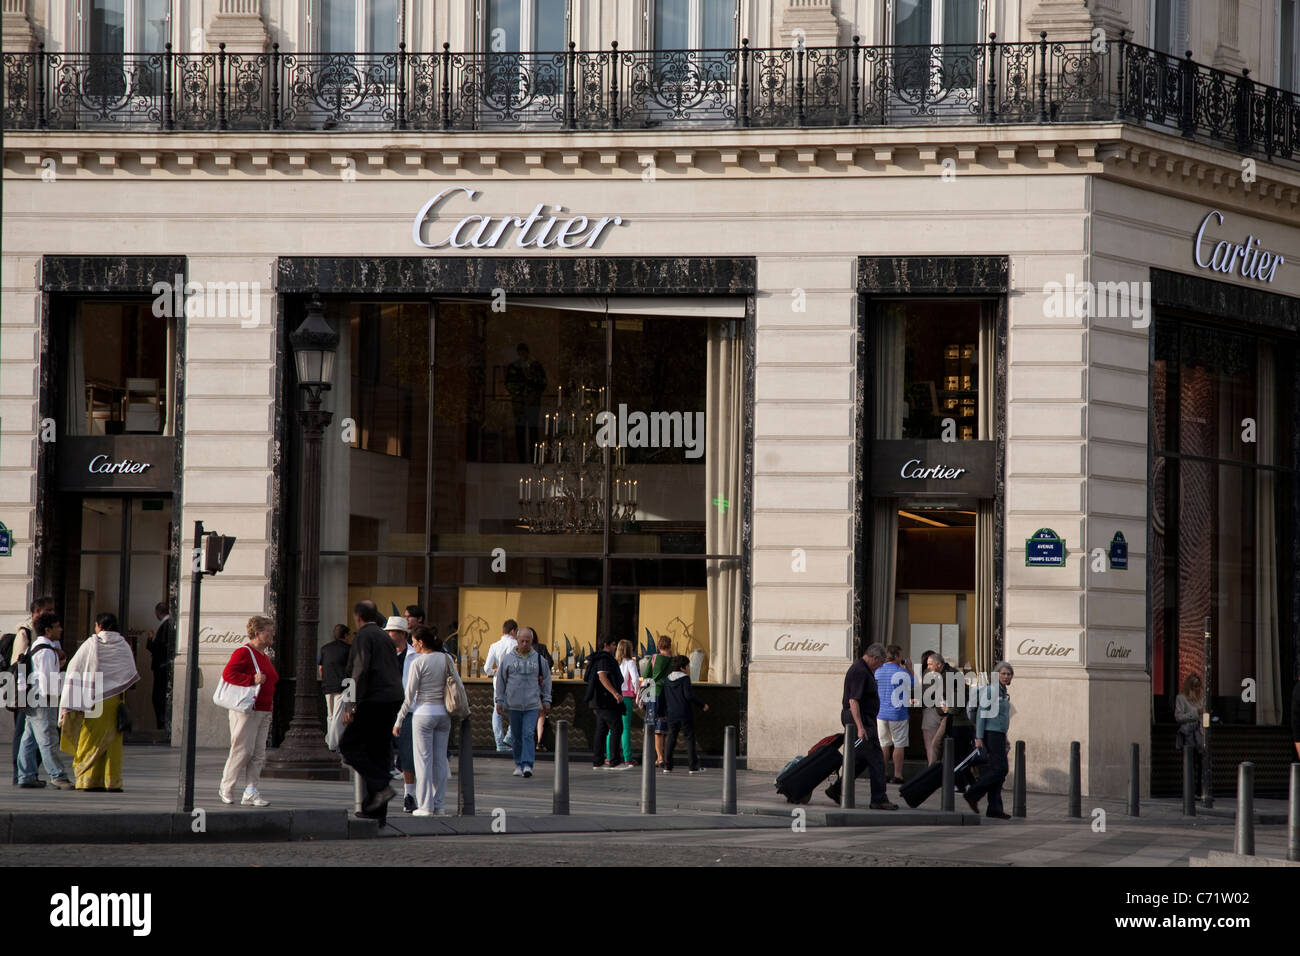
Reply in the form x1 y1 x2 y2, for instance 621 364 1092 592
5 122 1297 220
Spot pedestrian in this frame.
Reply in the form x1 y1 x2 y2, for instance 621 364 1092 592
145 601 173 732
15 610 73 789
317 624 353 726
483 619 518 752
1174 673 1208 796
534 638 554 749
610 639 638 767
874 644 914 784
964 662 1014 819
661 655 709 774
920 651 951 766
586 635 628 770
493 626 551 778
403 605 425 632
339 600 404 823
386 616 419 810
394 625 460 816
8 596 54 785
643 634 674 768
57 613 139 792
217 615 280 807
827 641 896 809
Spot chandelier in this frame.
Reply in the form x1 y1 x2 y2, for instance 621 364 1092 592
518 384 638 533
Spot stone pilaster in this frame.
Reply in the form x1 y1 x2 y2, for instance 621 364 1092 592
204 0 270 52
1025 0 1129 43
780 0 841 48
1 0 38 53
1211 0 1246 74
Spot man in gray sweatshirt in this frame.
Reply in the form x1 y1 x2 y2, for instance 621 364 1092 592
493 626 552 778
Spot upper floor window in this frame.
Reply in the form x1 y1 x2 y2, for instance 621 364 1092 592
1150 0 1190 56
1281 0 1298 91
651 0 735 50
320 0 400 53
86 0 170 54
891 0 982 46
63 300 176 437
485 0 568 51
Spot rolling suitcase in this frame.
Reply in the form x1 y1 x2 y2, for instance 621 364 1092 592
775 733 844 804
899 748 980 808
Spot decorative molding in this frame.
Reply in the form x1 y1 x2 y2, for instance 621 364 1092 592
206 0 271 52
780 0 841 47
1 0 36 53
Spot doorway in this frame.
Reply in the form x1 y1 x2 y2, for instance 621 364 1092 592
893 504 976 667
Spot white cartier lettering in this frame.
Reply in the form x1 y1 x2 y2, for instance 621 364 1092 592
1193 210 1283 283
899 458 967 480
773 634 829 653
412 187 625 250
88 455 152 475
1016 638 1073 658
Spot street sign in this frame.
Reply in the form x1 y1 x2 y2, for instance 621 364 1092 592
1025 528 1066 567
0 523 10 557
1108 531 1128 570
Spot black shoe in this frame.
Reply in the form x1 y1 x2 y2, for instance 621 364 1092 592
361 788 395 817
964 793 980 813
868 800 898 810
986 811 1011 820
18 780 46 789
825 782 841 804
403 794 416 813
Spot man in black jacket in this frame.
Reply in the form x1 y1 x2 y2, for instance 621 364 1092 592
586 636 627 770
146 602 173 732
827 641 896 810
340 600 404 822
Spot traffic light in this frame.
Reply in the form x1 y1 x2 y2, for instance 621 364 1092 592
202 534 236 574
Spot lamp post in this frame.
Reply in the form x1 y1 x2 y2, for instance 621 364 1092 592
264 296 346 778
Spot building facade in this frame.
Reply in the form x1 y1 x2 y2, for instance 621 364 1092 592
3 0 1299 796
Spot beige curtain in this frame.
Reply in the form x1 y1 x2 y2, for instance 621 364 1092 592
1255 344 1280 724
65 312 86 435
973 309 996 673
872 311 905 648
706 317 743 684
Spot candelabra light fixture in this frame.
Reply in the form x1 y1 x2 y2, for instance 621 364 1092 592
518 384 638 533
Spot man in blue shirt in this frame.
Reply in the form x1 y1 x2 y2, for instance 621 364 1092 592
874 645 914 784
965 662 1014 819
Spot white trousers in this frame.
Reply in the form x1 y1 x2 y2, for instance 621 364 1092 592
220 709 271 797
412 713 452 812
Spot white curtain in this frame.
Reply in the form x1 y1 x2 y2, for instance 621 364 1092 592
65 313 86 435
974 309 996 673
318 309 353 653
706 316 743 684
872 310 904 649
1255 344 1280 724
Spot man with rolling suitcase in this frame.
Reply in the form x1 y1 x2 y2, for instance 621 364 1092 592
826 641 896 810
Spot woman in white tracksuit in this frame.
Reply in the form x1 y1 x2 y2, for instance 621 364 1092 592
394 626 463 816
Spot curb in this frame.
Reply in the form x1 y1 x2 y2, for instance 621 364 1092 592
1189 850 1300 867
0 810 378 844
752 807 981 827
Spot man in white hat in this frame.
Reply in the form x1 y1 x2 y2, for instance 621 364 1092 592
385 615 418 808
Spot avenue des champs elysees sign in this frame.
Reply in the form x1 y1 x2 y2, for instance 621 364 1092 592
412 187 627 250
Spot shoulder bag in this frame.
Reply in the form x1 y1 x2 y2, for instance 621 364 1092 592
443 653 471 718
213 646 261 712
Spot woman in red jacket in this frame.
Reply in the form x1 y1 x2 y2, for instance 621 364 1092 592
218 615 279 806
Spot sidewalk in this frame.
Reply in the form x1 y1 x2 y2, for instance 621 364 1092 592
0 742 1287 844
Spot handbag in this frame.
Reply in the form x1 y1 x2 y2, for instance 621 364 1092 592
115 695 132 733
212 646 261 712
325 698 346 752
443 653 471 718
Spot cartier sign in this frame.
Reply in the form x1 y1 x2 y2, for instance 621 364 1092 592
412 187 627 250
871 440 995 498
1193 210 1284 283
57 436 173 493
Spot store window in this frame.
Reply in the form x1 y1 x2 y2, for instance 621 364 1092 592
1150 320 1295 725
62 300 176 436
306 296 745 685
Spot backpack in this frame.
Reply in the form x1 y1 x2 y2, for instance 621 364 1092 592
0 627 26 675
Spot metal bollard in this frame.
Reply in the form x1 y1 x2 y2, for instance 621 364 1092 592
1234 762 1254 856
1068 741 1081 818
721 725 737 815
1128 743 1140 817
352 768 363 815
458 716 475 816
941 737 954 812
553 720 569 815
641 724 655 814
1288 763 1299 863
840 724 856 809
1013 740 1026 818
1182 743 1196 817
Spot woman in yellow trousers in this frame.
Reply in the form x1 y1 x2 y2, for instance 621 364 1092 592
59 612 139 791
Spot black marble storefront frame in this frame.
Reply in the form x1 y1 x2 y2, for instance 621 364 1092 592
36 255 188 740
274 254 757 747
1147 267 1300 713
855 256 1010 665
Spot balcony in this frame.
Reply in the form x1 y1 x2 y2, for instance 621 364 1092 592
2 33 1296 165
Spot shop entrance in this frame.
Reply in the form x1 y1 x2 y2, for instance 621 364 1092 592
61 494 174 741
892 504 977 668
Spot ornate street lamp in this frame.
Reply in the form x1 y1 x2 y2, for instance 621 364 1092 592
264 296 346 778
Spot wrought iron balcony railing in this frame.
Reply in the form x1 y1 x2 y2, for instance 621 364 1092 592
3 33 1297 163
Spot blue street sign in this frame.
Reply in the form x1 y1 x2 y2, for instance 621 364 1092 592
0 522 11 557
1109 531 1128 570
1025 528 1066 567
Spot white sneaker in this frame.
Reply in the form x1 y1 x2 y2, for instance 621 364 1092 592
218 791 233 805
241 788 269 807
512 767 524 776
522 766 533 778
411 808 432 817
